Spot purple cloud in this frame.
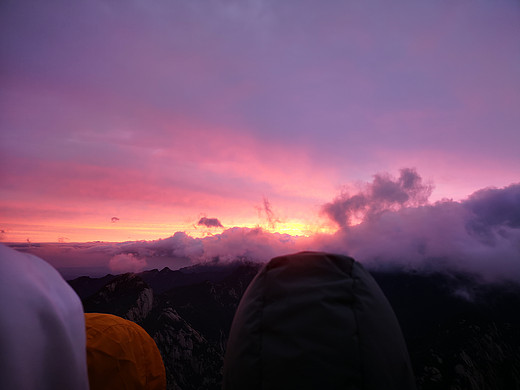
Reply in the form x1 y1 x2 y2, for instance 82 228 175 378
11 175 520 283
197 217 224 229
322 180 520 281
322 168 433 228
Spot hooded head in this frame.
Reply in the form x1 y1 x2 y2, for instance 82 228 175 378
85 313 166 390
223 251 416 390
0 244 89 390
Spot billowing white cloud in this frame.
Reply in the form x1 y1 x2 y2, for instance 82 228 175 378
9 171 520 283
321 173 520 282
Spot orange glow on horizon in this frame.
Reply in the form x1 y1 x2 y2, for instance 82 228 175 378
1 218 339 244
261 221 337 237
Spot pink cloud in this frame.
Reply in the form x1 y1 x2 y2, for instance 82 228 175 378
8 173 520 283
1 0 519 246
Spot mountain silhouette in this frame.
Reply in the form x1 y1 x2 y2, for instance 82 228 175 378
69 261 520 390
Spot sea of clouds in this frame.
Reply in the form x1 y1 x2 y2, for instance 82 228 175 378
12 169 520 282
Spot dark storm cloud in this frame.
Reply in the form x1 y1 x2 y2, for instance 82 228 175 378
198 217 224 228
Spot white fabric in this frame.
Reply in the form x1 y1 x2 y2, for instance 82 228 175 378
0 244 89 390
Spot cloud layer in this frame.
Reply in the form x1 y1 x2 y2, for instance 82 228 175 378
109 253 147 274
14 171 520 281
332 183 520 281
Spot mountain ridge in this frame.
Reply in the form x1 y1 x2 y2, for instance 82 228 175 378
68 261 520 390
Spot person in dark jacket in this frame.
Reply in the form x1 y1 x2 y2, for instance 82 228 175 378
223 251 416 390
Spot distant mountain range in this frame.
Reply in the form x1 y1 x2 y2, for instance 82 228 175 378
68 262 520 390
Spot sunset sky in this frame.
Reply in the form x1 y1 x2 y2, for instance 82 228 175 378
1 0 519 244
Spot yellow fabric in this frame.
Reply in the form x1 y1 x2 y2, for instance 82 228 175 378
85 313 166 390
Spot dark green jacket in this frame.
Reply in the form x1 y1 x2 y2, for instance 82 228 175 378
223 252 416 390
